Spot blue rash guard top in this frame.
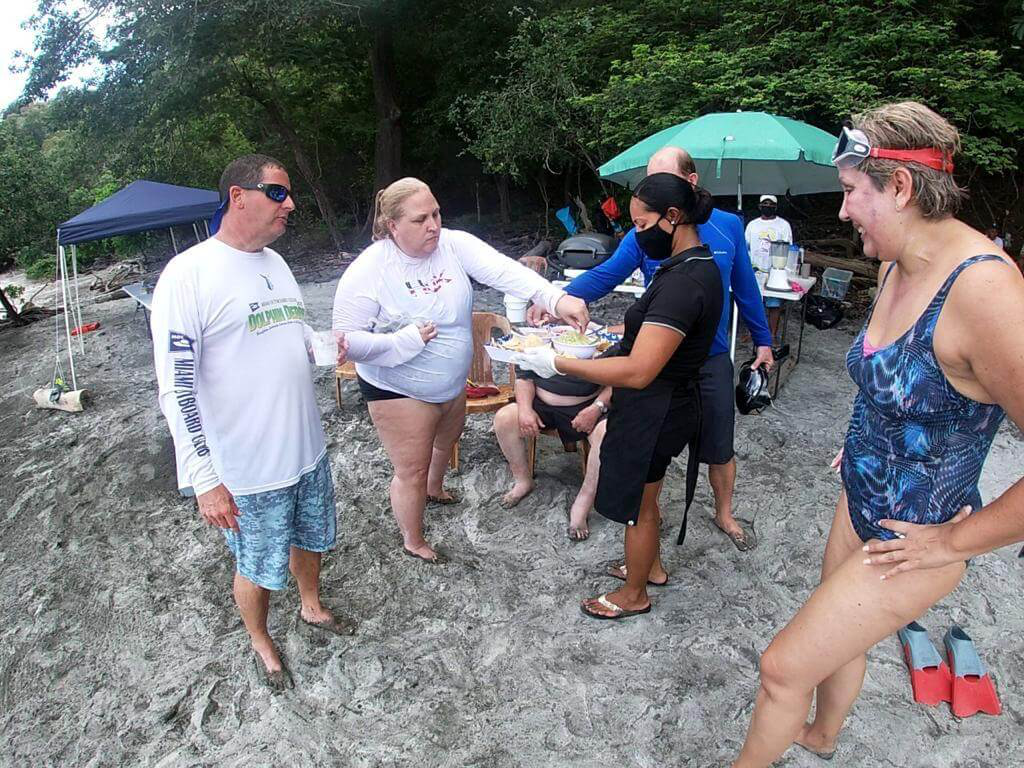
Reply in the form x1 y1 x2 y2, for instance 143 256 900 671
564 208 772 356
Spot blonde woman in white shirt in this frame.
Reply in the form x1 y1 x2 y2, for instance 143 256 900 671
333 178 589 563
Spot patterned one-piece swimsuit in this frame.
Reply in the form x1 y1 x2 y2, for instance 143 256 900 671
841 254 1007 542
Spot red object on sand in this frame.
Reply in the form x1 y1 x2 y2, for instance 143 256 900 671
900 640 952 707
71 322 101 336
465 384 500 399
600 197 621 221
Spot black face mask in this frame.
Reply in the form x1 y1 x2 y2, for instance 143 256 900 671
635 216 678 261
760 205 777 217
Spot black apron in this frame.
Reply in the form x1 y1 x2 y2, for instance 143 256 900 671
592 247 713 545
594 379 702 544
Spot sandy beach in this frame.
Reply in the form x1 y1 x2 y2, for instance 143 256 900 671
1 258 1022 767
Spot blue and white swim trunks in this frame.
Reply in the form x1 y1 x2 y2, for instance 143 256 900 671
223 453 336 590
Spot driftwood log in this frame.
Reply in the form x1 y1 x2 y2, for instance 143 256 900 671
33 388 88 413
802 250 876 279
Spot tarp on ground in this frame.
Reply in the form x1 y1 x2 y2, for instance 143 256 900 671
57 180 220 245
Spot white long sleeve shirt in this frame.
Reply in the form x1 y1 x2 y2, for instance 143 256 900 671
333 228 565 402
151 237 326 496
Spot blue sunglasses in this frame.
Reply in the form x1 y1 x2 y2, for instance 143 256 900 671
239 182 292 203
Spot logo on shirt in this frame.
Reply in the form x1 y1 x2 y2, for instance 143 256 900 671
168 331 195 352
247 298 306 334
259 273 274 290
405 271 452 297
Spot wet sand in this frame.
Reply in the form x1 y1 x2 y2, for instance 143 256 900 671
1 260 1022 767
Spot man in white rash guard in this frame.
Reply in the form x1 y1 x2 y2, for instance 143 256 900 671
151 154 352 692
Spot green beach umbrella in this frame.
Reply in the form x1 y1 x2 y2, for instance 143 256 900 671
598 111 840 209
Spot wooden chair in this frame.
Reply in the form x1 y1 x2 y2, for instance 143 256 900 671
334 361 358 405
527 430 590 478
450 312 516 472
518 254 548 276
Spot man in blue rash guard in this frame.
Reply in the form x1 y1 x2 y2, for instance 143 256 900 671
531 147 773 551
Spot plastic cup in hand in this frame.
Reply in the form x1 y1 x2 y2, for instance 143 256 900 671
309 331 340 366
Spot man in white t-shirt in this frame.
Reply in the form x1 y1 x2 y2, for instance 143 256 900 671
151 154 351 692
744 194 793 338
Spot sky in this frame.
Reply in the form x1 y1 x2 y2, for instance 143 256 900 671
1 0 105 108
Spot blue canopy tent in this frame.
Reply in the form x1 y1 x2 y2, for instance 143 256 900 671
57 179 220 246
51 180 220 394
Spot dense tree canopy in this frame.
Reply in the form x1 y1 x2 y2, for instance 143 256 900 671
2 0 1022 273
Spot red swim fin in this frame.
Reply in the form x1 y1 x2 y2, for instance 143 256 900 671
944 625 1002 717
897 622 952 707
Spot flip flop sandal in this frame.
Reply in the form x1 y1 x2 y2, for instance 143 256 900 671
300 611 357 636
252 652 294 693
607 563 668 587
403 546 448 565
580 593 651 621
426 491 461 505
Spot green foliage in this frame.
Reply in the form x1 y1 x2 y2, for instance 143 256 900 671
26 256 56 280
2 0 1022 279
4 284 24 299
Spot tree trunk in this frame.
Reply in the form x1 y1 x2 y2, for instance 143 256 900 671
495 174 511 225
253 94 344 250
0 286 21 325
369 25 402 192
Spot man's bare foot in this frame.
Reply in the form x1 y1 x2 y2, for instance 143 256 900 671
252 638 283 674
300 603 357 635
714 513 754 552
500 479 534 508
795 722 836 760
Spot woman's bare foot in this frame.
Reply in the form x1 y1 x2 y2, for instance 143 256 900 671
795 722 837 759
501 479 534 508
567 499 590 540
402 540 442 563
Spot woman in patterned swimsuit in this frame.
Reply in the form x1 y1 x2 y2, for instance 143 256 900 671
733 102 1024 767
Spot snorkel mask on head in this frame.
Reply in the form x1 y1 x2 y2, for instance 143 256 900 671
832 126 954 173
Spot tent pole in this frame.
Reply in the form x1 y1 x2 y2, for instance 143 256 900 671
737 160 743 212
58 245 78 390
169 227 179 254
192 222 201 244
204 220 210 239
70 243 84 353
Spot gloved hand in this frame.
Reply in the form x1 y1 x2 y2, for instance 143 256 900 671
513 346 562 379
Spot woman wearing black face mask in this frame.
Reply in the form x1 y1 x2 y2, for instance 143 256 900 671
514 172 723 619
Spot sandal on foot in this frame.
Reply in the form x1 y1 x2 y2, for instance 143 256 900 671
607 563 668 587
580 593 651 621
300 611 357 636
426 491 461 505
403 546 447 565
252 653 294 693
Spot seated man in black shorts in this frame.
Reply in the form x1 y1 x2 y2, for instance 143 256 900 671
493 365 612 539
